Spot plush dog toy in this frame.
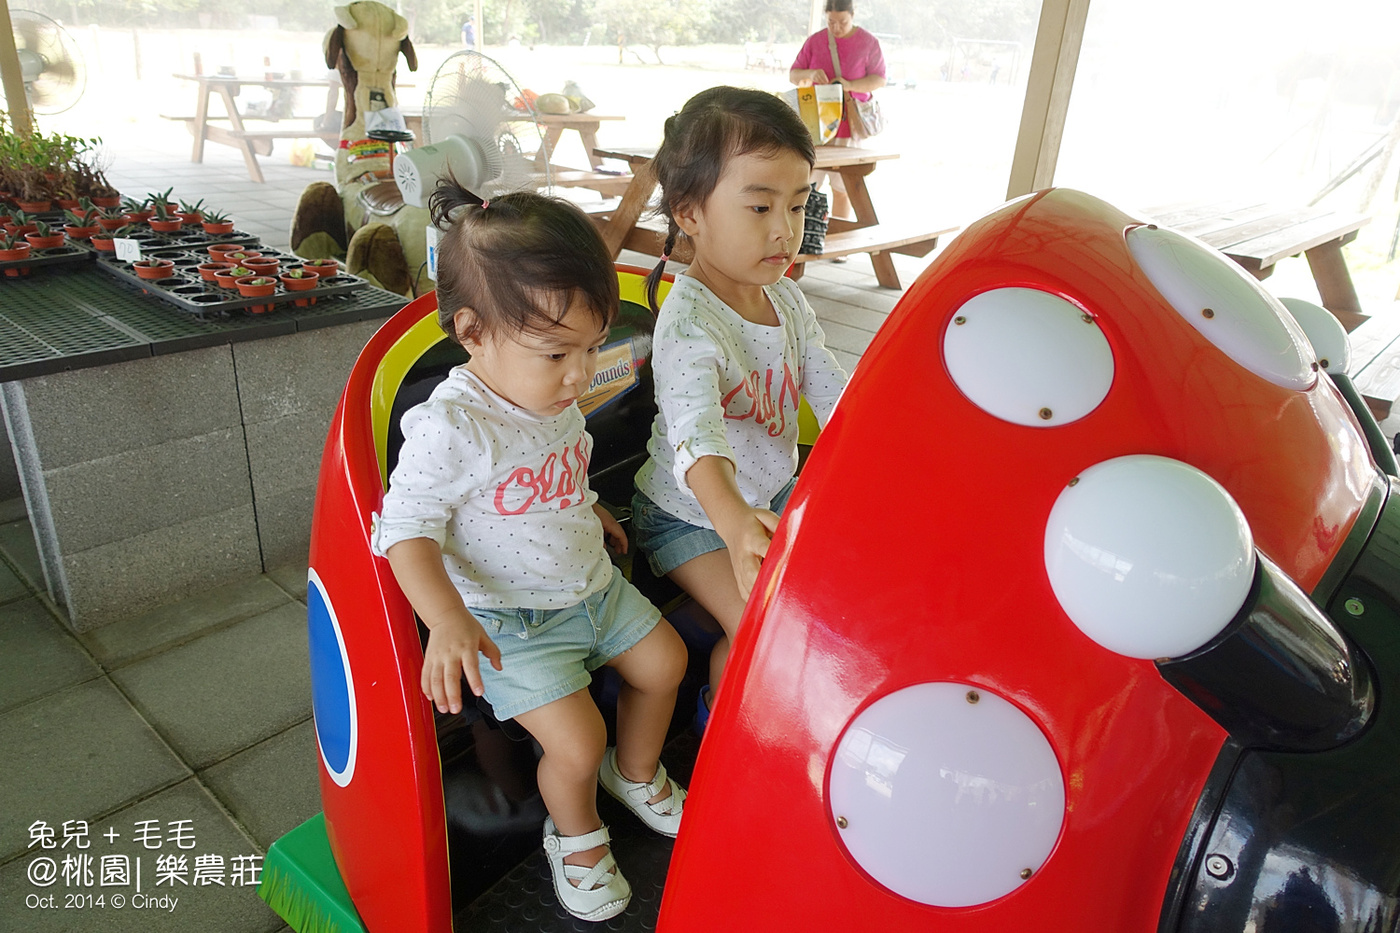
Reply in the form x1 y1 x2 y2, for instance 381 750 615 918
291 1 428 296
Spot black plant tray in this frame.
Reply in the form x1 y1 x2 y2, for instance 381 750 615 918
94 245 367 319
93 226 263 251
0 239 98 278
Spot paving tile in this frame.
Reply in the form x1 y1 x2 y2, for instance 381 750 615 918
0 495 28 524
111 604 311 770
265 563 309 603
201 720 320 850
0 598 102 714
232 320 379 424
0 517 45 591
251 487 315 571
0 779 286 933
0 679 189 863
0 546 33 606
79 577 292 670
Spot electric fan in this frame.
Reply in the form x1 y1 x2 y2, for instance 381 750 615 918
393 50 549 208
7 10 85 114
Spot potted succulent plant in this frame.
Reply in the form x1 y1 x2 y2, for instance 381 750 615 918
0 231 31 273
90 222 140 253
133 257 176 280
96 206 128 232
280 267 320 305
300 257 340 277
198 260 234 281
3 209 37 237
235 274 277 298
121 195 153 223
242 256 281 275
177 199 205 225
214 265 252 288
63 206 101 240
148 203 184 233
200 210 235 235
25 220 66 250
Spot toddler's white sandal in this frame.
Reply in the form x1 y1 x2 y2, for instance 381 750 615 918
542 817 631 921
598 747 686 838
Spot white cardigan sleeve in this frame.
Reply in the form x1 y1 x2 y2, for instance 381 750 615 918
652 313 738 497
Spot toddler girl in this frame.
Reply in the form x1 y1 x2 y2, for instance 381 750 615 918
632 87 849 730
373 182 686 922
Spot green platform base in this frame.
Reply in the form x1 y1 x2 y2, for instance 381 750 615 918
258 813 367 933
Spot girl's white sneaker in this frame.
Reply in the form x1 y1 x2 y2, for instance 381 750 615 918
541 818 631 921
598 747 687 838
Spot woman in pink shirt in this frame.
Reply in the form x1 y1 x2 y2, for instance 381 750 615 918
789 0 886 222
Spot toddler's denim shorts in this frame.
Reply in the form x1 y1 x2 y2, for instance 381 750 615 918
630 476 797 577
469 564 661 720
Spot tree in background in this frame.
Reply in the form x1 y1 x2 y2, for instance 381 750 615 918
595 0 705 63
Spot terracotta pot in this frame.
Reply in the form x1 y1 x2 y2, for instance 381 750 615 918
0 244 31 275
134 258 175 280
242 257 280 275
5 223 38 237
124 210 154 223
177 211 203 225
201 221 236 235
25 233 66 250
198 261 234 282
97 217 128 232
216 249 261 265
213 266 250 289
301 259 340 277
91 196 122 209
64 224 100 240
15 199 52 213
206 243 246 259
55 198 81 210
280 270 319 290
148 218 184 233
90 235 117 252
235 275 277 298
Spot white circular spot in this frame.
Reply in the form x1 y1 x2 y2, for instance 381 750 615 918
828 683 1065 908
1127 225 1316 390
1044 455 1256 659
1279 297 1349 375
943 288 1114 427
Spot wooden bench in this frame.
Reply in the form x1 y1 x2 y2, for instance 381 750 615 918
1148 199 1372 331
789 221 959 287
1346 313 1400 420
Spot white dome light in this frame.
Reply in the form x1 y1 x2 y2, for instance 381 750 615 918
1279 297 1350 375
828 682 1065 908
943 287 1114 427
1127 225 1315 390
1044 455 1256 660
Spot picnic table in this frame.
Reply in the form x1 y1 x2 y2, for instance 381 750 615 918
166 73 344 183
399 109 632 197
589 144 957 289
1148 199 1372 331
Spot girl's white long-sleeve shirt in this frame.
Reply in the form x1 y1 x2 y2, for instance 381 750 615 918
634 275 848 527
371 367 611 609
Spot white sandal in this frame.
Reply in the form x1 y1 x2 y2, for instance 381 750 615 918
598 747 686 838
542 817 631 921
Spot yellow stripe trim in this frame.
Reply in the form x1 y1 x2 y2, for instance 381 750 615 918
371 306 446 488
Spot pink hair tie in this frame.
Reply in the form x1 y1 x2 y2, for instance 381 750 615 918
659 252 670 263
480 199 490 210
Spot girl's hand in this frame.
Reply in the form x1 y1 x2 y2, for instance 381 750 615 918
809 69 831 85
421 611 503 714
718 507 781 599
594 503 628 555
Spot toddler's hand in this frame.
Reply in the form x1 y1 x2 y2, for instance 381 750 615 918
720 508 781 600
421 611 503 714
594 503 628 555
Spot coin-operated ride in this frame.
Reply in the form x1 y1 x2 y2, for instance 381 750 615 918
662 188 1400 933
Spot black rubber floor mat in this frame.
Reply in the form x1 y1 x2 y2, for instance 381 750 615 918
453 732 700 933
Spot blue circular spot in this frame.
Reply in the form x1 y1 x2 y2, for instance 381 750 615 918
308 572 356 783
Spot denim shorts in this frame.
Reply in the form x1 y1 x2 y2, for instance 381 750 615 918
468 565 662 720
630 476 797 577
